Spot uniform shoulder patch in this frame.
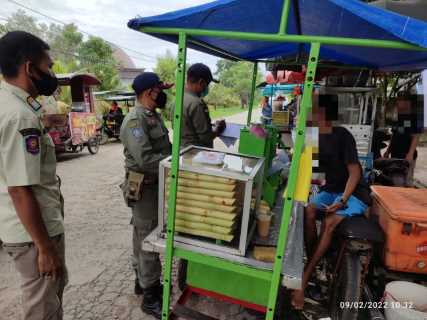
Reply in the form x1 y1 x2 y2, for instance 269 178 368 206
131 127 144 140
19 128 41 155
25 135 40 155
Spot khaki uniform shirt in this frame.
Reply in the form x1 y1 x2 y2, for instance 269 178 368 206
178 90 215 148
120 104 171 175
0 82 64 243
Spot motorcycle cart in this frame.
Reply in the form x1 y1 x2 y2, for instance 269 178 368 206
43 73 101 155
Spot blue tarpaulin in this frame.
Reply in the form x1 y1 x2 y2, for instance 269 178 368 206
128 0 427 71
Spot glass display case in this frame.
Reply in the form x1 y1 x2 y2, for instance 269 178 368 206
158 146 265 256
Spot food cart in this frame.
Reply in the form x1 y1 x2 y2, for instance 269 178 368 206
128 1 427 319
43 73 101 154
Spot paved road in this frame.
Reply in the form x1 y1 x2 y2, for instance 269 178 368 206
415 146 427 186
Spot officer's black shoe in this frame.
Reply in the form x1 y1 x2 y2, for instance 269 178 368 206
141 284 163 319
134 279 144 295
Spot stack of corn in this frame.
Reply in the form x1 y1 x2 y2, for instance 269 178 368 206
166 171 240 242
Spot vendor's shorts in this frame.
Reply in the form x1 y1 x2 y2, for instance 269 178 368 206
311 191 367 217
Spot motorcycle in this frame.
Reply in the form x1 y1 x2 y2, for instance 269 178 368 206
99 115 122 145
303 209 384 320
372 158 410 187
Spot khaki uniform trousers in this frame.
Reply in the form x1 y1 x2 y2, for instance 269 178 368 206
131 184 161 289
4 234 68 320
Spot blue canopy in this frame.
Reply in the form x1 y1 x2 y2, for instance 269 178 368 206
128 0 427 71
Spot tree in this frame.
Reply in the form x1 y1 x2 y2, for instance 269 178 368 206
0 24 6 36
78 37 120 90
215 59 235 78
1 11 121 92
154 50 178 120
50 24 83 62
2 10 44 39
216 59 262 108
204 83 239 109
375 72 421 126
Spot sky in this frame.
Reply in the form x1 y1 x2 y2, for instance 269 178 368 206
1 0 220 71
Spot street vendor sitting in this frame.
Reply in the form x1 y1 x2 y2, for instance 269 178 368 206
106 100 124 125
292 102 371 309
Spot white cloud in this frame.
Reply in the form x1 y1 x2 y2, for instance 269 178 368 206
1 0 218 70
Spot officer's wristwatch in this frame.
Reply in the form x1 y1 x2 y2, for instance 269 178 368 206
339 197 348 205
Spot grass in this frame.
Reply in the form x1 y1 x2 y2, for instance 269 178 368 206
209 105 247 119
165 105 258 128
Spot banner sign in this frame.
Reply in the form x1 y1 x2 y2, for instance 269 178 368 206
69 112 97 145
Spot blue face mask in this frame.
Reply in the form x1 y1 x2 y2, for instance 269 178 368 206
201 85 209 97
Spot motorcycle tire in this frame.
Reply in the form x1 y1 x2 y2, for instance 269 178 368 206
87 137 100 155
99 130 109 145
330 252 362 320
177 259 187 292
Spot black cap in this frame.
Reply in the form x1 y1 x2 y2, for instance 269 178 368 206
187 63 219 84
132 72 172 95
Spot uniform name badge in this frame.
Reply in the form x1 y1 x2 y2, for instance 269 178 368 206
26 96 42 112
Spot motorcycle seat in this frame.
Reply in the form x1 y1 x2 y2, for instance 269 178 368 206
336 216 384 243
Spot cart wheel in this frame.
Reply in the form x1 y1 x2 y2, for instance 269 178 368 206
87 137 100 155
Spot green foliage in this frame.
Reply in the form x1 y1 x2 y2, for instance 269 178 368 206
154 50 177 85
77 37 120 91
2 10 44 39
52 60 76 104
0 24 8 36
50 24 83 61
215 59 262 108
215 60 235 77
204 83 239 109
95 99 112 116
154 50 178 120
376 72 421 126
1 10 122 93
151 54 262 117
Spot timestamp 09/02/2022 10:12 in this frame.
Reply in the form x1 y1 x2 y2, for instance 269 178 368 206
339 301 415 310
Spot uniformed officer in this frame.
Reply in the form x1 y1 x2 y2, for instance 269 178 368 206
0 31 67 320
177 63 226 148
120 72 172 319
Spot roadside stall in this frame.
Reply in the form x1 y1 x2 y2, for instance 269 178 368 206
128 1 427 319
43 73 101 154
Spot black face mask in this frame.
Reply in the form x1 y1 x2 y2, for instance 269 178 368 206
156 91 168 109
30 66 58 96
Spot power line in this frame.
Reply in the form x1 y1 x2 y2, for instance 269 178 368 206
5 0 157 63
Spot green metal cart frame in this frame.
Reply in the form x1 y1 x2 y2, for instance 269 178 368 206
135 1 427 319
